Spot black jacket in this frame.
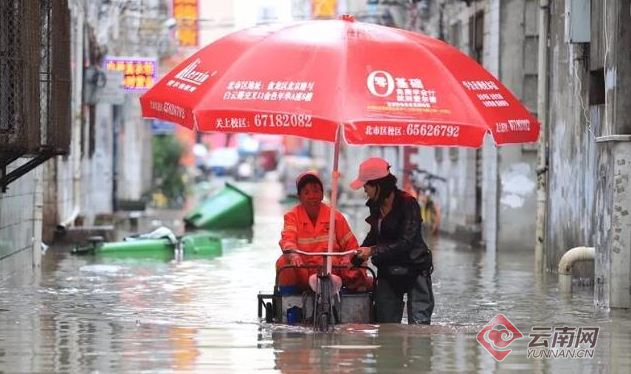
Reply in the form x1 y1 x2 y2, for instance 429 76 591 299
361 189 433 273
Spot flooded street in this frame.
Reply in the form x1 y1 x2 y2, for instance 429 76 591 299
1 179 630 373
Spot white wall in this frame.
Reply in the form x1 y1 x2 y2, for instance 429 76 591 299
117 97 153 201
0 163 42 283
86 104 115 214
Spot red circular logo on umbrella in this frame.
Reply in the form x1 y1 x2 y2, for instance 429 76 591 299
477 314 523 361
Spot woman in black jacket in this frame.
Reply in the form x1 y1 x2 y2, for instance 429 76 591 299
351 157 434 324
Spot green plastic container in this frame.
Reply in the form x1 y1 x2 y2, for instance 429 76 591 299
94 238 174 261
184 183 254 230
77 233 222 262
98 238 175 253
181 232 222 259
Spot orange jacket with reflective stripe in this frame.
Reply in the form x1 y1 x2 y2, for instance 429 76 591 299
279 203 359 261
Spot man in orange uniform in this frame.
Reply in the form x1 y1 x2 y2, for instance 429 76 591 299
276 172 372 293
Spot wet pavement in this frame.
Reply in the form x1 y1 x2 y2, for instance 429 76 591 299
1 179 630 373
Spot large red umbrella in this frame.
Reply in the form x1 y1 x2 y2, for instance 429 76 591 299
140 15 539 272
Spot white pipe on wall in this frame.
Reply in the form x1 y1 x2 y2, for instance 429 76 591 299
32 166 44 272
558 246 595 293
58 3 84 232
57 206 80 232
558 246 595 275
535 0 550 272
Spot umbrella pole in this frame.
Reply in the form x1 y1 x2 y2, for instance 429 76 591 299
325 126 343 275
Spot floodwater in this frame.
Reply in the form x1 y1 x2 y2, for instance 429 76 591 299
1 179 630 373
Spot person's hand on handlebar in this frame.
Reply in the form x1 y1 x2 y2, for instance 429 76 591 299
357 246 373 260
284 250 303 266
351 246 373 267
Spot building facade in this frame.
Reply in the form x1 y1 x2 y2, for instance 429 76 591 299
543 0 631 308
1 0 176 283
1 0 71 283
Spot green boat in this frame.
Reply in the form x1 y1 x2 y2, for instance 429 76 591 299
184 182 254 230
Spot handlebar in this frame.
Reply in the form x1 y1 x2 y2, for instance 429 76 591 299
284 249 359 257
428 175 446 182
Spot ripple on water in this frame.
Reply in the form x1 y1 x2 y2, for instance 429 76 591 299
79 264 124 273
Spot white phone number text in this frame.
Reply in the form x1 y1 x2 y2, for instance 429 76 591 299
254 113 312 128
406 124 460 137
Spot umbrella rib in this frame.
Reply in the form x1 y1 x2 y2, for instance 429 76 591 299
339 20 351 132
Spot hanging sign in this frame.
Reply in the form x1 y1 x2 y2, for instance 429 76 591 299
103 56 157 91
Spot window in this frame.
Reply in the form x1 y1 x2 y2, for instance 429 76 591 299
1 0 70 190
435 148 444 162
449 21 461 49
468 11 484 63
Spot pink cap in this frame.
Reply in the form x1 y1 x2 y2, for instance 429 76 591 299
349 157 390 190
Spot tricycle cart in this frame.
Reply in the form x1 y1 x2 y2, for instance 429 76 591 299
257 249 376 332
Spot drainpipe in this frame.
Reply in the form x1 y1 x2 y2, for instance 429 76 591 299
534 0 550 272
558 246 595 293
56 112 81 232
57 206 80 231
32 166 44 274
58 6 84 232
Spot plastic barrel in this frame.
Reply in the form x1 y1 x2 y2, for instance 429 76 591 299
181 232 222 259
95 238 174 261
184 183 254 230
97 238 174 253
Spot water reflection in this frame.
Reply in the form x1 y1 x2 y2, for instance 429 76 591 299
0 179 630 372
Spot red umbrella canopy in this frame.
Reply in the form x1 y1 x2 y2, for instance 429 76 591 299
140 15 539 147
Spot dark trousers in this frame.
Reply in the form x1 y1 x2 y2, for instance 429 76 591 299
374 272 434 324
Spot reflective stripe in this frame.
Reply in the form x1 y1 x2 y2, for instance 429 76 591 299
297 235 329 245
280 203 358 252
339 231 354 246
